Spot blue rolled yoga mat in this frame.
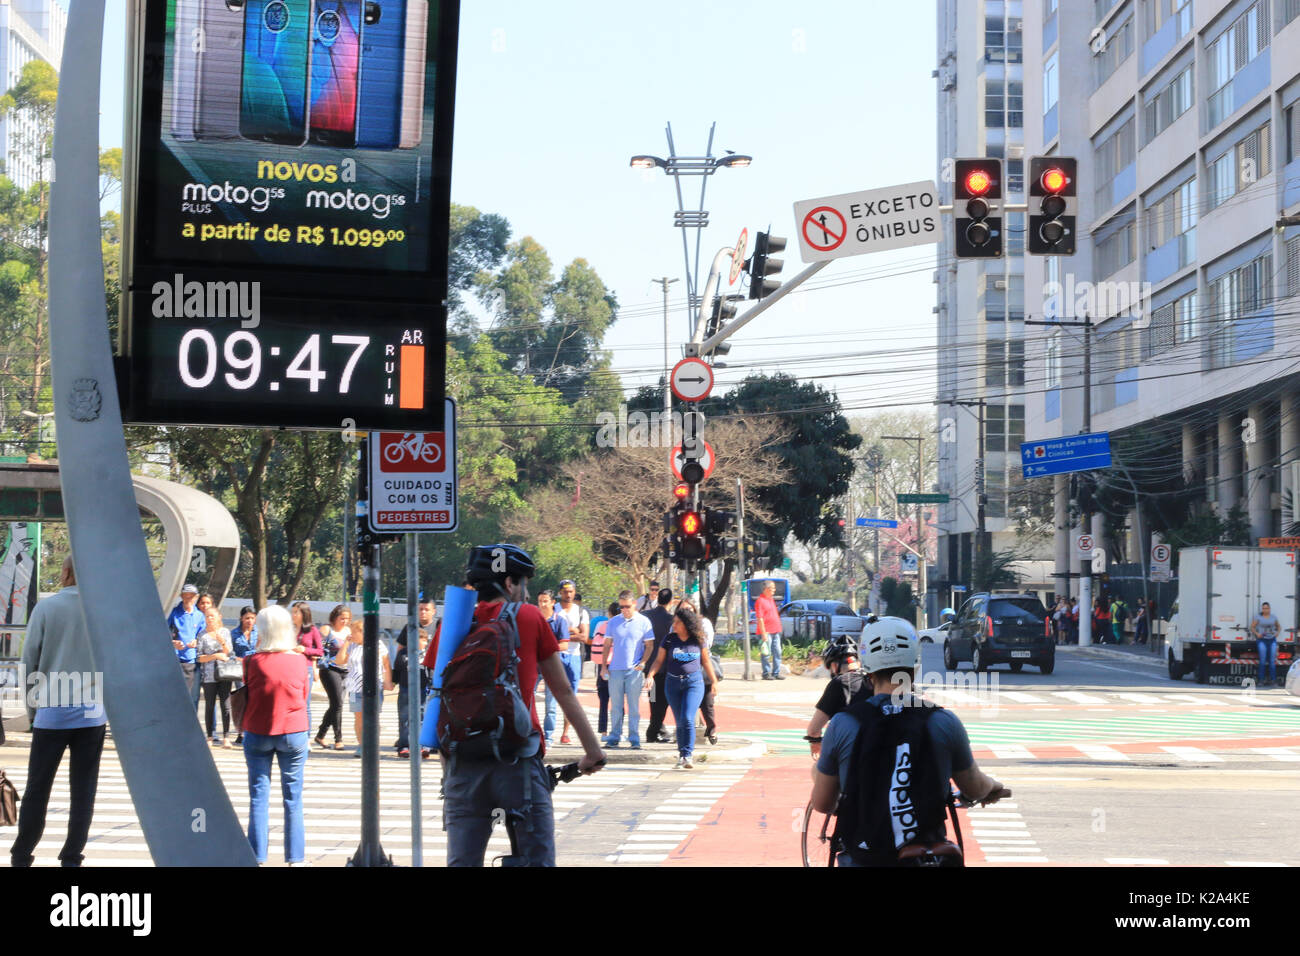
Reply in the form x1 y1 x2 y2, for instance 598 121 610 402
419 585 478 750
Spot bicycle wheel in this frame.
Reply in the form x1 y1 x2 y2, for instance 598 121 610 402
801 801 837 867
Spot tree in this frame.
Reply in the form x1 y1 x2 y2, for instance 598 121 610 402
707 374 862 563
504 417 792 618
971 548 1022 592
476 237 618 403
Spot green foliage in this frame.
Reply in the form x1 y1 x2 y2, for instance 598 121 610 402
877 577 915 622
971 549 1021 592
530 534 628 606
792 581 845 601
1165 503 1252 551
708 374 861 563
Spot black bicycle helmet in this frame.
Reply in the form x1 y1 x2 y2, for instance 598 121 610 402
823 633 859 669
465 544 536 588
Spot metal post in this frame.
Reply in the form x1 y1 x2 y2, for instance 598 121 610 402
1079 313 1094 646
847 492 855 613
916 440 927 629
405 533 422 865
736 477 752 680
976 400 987 581
48 0 254 866
656 277 678 424
350 541 390 866
873 468 881 615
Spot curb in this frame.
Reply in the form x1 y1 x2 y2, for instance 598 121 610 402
1064 644 1166 666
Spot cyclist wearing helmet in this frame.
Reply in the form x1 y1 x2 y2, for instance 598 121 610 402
433 544 605 866
809 617 1009 866
804 634 869 758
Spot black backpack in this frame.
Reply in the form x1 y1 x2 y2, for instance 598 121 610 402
831 698 964 867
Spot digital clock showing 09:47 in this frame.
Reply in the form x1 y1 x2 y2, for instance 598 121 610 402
132 317 435 431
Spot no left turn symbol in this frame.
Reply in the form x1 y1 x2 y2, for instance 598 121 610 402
802 205 846 253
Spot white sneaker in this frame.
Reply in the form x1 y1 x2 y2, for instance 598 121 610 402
682 756 693 769
674 757 686 769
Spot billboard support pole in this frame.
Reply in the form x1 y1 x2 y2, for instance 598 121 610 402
349 538 391 866
48 0 255 864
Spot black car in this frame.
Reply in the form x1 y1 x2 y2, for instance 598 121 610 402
942 593 1054 674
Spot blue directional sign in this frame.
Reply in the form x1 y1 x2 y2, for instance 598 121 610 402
856 517 899 529
1020 431 1112 478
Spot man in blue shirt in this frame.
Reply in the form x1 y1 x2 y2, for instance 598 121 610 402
167 584 205 713
599 590 655 749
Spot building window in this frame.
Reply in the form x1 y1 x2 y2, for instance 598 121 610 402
1144 0 1192 40
1145 177 1197 267
1142 64 1193 144
1208 253 1272 367
1206 2 1271 129
1096 0 1117 21
1144 292 1200 358
1094 15 1134 88
1206 121 1272 210
1044 51 1059 113
1045 331 1062 387
985 78 1005 128
1288 103 1300 164
1008 79 1023 128
1287 235 1300 298
1094 117 1135 210
1096 220 1137 277
1176 291 1200 342
1281 0 1300 30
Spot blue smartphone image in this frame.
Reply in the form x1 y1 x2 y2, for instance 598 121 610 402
354 0 404 149
309 0 362 147
240 0 313 145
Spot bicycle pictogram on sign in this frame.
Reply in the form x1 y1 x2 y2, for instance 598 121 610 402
379 431 445 471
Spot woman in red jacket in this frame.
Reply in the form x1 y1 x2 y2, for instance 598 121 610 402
242 604 311 865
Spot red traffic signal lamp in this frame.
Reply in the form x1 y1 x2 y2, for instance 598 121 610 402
953 158 1003 259
673 482 691 501
1028 156 1077 255
679 508 707 561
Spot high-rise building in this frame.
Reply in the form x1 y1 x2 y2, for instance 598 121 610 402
935 0 1043 599
1020 0 1300 596
0 0 66 192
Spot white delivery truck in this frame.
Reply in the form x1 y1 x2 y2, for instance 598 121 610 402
1167 546 1297 684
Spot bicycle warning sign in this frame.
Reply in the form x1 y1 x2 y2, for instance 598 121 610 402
367 398 458 532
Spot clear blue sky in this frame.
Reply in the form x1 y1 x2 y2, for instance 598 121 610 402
98 1 939 415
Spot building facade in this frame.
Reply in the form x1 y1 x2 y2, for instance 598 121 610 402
0 0 65 192
936 0 1046 602
1019 0 1300 594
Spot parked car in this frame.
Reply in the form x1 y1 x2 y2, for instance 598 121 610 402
942 592 1054 674
918 620 954 644
778 600 866 641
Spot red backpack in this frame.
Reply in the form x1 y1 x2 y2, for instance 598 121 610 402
436 603 536 762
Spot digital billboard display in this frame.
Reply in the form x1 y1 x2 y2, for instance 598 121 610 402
121 0 458 430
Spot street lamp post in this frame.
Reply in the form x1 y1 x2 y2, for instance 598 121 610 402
884 435 928 628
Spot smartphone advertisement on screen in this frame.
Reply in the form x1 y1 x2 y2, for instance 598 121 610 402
123 0 458 431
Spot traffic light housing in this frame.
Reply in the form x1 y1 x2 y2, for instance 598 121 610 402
953 158 1003 258
747 231 786 300
703 295 739 357
678 507 707 563
1027 156 1077 256
705 509 734 562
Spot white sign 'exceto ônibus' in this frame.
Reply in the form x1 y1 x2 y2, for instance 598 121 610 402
792 180 941 262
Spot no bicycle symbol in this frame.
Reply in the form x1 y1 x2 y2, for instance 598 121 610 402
802 206 846 253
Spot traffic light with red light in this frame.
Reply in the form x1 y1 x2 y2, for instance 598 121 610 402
953 158 1003 259
1028 156 1077 255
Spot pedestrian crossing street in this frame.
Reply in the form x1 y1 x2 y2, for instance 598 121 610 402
3 698 751 867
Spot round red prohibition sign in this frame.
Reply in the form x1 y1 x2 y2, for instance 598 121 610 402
803 205 847 252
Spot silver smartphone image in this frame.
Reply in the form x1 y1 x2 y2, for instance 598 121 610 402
398 0 426 149
170 0 201 140
195 0 246 140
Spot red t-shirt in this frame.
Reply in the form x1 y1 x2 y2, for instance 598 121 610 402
241 652 310 736
754 594 781 634
425 601 558 740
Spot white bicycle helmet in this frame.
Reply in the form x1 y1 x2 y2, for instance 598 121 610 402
860 617 920 674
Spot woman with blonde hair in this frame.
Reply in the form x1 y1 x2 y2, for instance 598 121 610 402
241 605 311 865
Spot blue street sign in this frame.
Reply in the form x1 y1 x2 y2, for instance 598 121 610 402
856 517 899 529
1020 431 1112 478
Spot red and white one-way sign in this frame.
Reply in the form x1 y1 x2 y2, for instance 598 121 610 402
670 357 714 402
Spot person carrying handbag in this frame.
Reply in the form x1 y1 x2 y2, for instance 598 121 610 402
197 608 237 747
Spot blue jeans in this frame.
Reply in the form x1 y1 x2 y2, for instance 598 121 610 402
442 750 554 866
759 634 782 677
606 668 644 745
665 672 705 758
243 730 309 864
1258 637 1278 683
542 651 582 739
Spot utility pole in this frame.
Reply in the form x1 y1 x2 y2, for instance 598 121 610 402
1026 312 1093 644
736 476 753 680
938 400 986 591
654 277 679 424
885 435 928 628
